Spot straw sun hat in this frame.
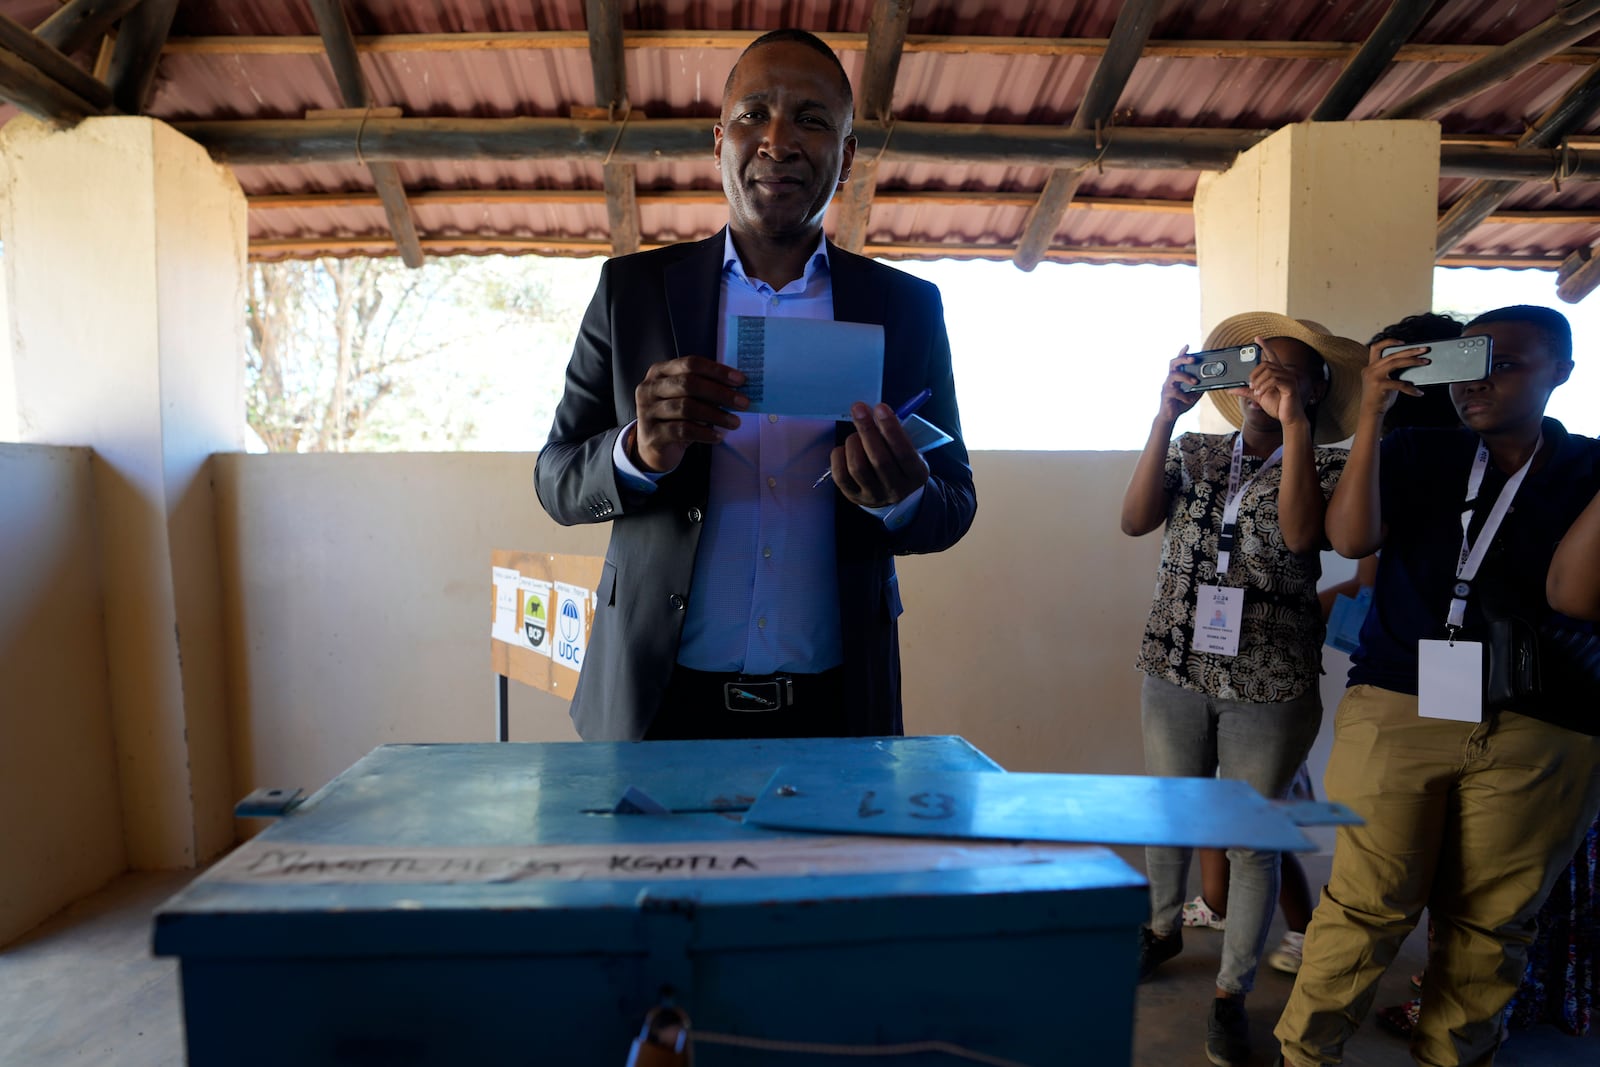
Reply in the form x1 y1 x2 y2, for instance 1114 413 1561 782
1200 312 1368 445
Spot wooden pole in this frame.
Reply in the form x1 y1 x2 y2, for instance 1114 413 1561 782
1380 9 1600 120
1311 0 1438 121
584 0 639 257
306 0 425 269
0 37 101 122
1437 60 1600 255
106 0 177 114
1012 0 1162 271
834 0 914 253
0 12 115 111
34 0 144 57
173 114 1600 182
1556 245 1600 302
154 31 1600 68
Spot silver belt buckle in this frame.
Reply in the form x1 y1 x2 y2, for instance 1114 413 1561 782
724 675 793 712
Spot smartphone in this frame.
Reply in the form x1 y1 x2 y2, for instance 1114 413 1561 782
1177 343 1261 393
1381 335 1491 386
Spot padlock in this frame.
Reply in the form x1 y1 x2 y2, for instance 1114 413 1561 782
624 1004 692 1067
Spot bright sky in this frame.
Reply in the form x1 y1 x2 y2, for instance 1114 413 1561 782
385 257 1600 454
888 260 1600 450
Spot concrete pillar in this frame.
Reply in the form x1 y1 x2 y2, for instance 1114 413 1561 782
0 238 15 442
1193 121 1440 428
0 116 246 869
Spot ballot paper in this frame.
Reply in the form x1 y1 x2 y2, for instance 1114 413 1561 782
724 315 883 419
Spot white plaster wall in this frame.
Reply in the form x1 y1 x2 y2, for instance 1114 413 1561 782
0 116 247 869
0 444 125 947
151 123 248 865
216 452 1171 817
0 171 16 442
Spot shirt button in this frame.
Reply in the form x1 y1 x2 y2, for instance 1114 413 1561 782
687 506 703 523
757 617 767 629
669 594 685 611
767 476 777 489
763 546 773 559
768 414 779 423
768 296 779 308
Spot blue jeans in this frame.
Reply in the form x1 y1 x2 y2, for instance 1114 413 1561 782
1141 673 1322 994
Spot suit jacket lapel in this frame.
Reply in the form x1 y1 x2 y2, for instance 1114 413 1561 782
827 241 887 330
664 230 727 363
661 230 727 499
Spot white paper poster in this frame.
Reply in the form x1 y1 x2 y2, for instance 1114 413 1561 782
552 581 589 671
518 577 553 657
490 566 521 644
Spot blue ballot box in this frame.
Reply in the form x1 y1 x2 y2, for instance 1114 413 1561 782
154 736 1155 1066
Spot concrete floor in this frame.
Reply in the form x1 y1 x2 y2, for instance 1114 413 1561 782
0 859 1593 1066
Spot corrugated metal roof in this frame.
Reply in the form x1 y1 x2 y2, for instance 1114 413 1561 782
4 0 1600 273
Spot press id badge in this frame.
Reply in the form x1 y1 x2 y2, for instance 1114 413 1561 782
1192 584 1244 657
1418 639 1483 722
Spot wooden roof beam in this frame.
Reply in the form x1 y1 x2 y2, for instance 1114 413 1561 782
36 0 145 58
241 188 1595 228
155 32 1600 67
583 0 639 258
834 0 913 254
0 11 115 113
1381 7 1600 120
174 115 1600 182
105 0 176 114
1437 60 1600 256
242 233 1568 272
1311 0 1438 121
1013 0 1162 271
306 0 424 269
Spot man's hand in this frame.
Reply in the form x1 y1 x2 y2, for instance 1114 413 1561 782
632 356 748 473
829 401 930 508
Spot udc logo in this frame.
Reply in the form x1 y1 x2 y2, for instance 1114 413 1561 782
559 598 582 642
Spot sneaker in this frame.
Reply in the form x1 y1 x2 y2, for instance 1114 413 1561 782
1138 925 1182 981
1267 930 1304 974
1376 997 1421 1039
1205 997 1250 1066
1182 894 1228 930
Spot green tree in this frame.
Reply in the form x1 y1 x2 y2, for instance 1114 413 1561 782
243 254 591 452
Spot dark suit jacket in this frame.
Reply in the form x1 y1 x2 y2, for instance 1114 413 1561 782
534 230 976 741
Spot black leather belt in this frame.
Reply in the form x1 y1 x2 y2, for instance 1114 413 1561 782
723 675 796 712
670 666 842 714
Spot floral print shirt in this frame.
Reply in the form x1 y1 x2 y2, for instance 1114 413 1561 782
1136 432 1347 703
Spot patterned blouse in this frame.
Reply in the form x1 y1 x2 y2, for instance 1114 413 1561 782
1136 432 1347 703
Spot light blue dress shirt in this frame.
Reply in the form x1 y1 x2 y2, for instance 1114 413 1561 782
613 231 921 674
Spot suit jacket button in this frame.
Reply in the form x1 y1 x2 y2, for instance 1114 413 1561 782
687 506 703 523
669 593 685 610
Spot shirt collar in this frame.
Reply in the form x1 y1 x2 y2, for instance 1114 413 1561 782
721 227 831 291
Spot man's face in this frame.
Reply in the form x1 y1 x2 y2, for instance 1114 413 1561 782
1449 321 1572 436
714 41 857 243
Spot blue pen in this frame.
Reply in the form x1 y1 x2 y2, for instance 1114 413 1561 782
812 388 934 488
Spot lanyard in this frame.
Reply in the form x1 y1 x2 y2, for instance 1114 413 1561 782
1217 432 1282 576
1446 435 1541 636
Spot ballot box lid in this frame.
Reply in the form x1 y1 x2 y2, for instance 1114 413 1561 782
153 736 1147 960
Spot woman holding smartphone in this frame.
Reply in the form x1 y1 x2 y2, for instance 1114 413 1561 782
1120 312 1365 1067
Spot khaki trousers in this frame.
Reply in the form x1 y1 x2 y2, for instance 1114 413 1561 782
1275 684 1600 1067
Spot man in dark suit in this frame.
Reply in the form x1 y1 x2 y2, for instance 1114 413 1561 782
535 29 976 741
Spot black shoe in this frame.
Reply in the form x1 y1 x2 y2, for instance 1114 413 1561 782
1137 925 1182 981
1205 997 1250 1067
